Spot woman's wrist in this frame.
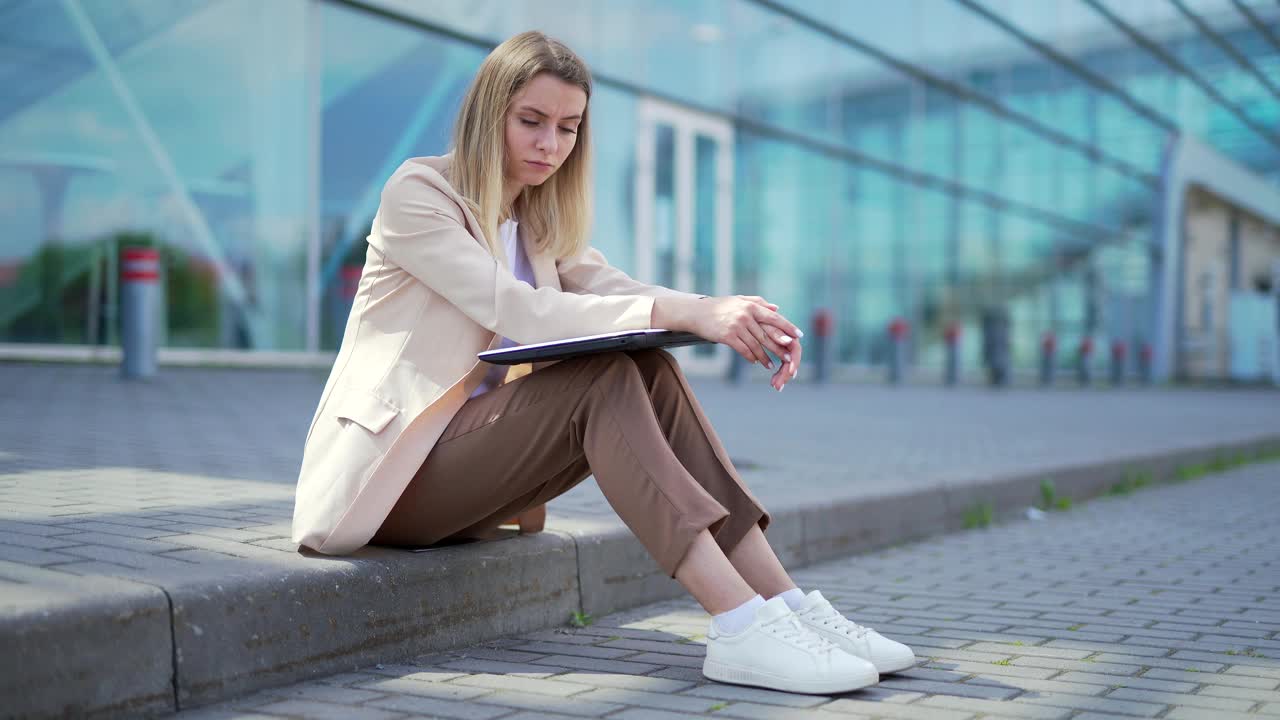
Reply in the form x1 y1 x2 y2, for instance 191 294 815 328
651 296 694 332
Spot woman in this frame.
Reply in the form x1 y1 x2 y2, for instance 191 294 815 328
292 30 913 695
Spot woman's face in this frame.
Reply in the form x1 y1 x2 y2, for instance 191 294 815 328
504 72 587 190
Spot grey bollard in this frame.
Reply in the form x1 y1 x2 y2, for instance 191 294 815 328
812 308 832 385
887 318 908 385
887 340 903 384
121 247 160 379
1076 339 1093 387
943 324 960 386
1039 333 1056 387
726 352 744 384
1109 341 1126 387
812 334 828 384
980 307 1011 387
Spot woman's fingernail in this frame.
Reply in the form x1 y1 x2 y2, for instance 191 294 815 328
779 335 792 344
796 329 805 338
784 354 791 362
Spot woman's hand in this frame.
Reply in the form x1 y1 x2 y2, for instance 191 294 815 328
654 295 802 391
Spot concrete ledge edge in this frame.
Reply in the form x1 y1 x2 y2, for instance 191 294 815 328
9 433 1280 718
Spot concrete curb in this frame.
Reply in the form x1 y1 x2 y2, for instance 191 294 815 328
0 566 173 719
6 435 1279 718
169 531 580 709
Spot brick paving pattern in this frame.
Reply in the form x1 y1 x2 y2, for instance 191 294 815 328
170 461 1280 719
3 362 1279 586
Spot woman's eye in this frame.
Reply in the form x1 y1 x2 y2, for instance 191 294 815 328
559 127 577 135
520 119 538 127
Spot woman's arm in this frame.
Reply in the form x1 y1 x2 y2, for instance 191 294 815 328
558 246 707 301
371 168 656 344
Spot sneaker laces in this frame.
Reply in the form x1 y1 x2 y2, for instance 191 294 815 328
765 613 837 654
810 603 870 639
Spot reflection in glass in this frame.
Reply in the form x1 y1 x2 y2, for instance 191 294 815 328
653 123 677 291
317 1 482 349
0 0 312 350
693 133 718 357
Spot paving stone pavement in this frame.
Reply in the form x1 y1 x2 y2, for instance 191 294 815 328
166 460 1280 720
2 361 1279 584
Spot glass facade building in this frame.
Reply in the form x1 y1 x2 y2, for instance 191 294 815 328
3 0 1278 378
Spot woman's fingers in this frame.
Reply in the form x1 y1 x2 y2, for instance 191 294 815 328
710 298 800 388
751 305 803 341
744 315 790 365
787 338 802 379
771 337 801 390
735 327 772 368
726 334 764 367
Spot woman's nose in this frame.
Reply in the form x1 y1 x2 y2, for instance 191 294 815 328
535 128 556 154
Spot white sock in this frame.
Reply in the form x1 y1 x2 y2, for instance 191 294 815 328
776 587 807 611
712 594 766 635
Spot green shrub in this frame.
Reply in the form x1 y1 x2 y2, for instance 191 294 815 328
1039 478 1057 511
1176 463 1209 482
963 503 993 529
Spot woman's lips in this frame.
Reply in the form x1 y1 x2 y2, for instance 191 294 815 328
526 160 552 170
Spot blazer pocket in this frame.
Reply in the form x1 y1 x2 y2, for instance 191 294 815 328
332 387 400 434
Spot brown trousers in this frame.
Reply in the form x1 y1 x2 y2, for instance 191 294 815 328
372 349 770 576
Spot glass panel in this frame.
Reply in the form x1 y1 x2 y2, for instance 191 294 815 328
317 1 483 349
589 87 638 273
996 0 1274 179
0 0 313 349
839 167 899 364
1097 0 1275 127
692 133 718 358
654 123 676 291
733 133 834 357
370 0 1128 227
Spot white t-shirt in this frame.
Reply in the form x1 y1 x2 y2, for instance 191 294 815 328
471 219 534 398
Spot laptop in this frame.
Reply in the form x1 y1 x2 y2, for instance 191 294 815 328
478 329 709 365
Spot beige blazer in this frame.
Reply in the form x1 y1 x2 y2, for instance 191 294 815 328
292 155 700 554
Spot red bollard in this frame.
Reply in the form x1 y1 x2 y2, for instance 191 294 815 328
943 323 960 386
1110 340 1127 386
340 265 362 301
1077 337 1094 386
811 308 832 384
121 247 161 379
887 317 909 385
1040 332 1056 386
1139 342 1153 385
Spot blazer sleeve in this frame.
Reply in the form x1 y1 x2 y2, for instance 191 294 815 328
370 168 655 345
558 245 709 301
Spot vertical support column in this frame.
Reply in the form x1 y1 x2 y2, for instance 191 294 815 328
303 0 322 352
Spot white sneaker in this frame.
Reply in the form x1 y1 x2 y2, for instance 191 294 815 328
793 590 917 674
703 596 879 694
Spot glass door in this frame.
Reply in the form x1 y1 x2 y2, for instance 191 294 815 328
635 97 734 375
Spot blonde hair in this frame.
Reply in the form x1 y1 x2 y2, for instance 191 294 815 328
450 31 594 263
